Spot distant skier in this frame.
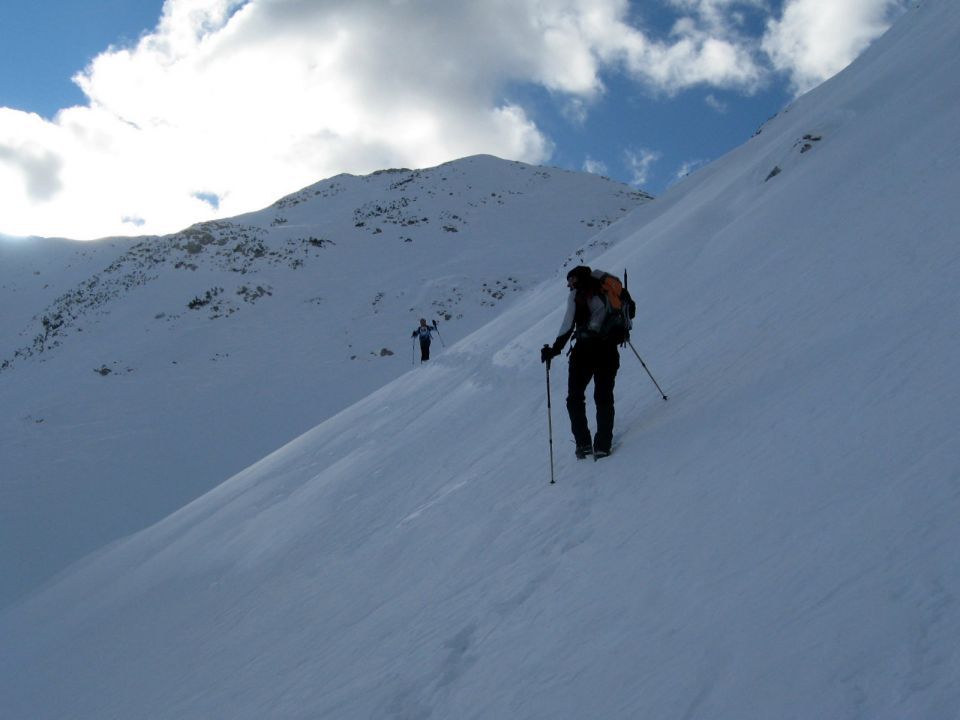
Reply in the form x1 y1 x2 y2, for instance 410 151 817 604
412 318 437 362
540 265 625 460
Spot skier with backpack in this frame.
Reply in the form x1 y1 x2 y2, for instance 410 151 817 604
540 265 634 460
411 318 438 362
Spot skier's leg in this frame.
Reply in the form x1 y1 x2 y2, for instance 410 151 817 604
593 345 620 453
566 348 594 451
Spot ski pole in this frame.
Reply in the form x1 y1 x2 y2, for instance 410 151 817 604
543 346 556 485
626 341 668 401
432 319 445 347
623 268 668 401
411 336 416 365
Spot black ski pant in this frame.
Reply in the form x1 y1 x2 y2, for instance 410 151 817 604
419 339 431 362
566 340 620 453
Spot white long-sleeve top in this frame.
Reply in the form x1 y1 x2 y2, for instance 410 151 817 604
556 290 606 339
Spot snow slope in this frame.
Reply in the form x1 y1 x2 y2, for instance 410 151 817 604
0 156 649 608
3 1 960 717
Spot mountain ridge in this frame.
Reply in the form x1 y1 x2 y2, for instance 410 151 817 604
0 154 650 608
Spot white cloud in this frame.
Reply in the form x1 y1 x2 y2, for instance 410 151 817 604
624 148 661 188
762 0 907 95
589 8 765 94
583 157 609 176
0 140 63 202
4 0 595 238
705 93 729 113
672 158 710 184
665 0 768 37
0 0 905 238
562 98 590 127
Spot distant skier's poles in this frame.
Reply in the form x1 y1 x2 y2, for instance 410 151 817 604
626 341 668 401
411 336 416 365
623 268 668 401
432 319 445 347
543 346 556 485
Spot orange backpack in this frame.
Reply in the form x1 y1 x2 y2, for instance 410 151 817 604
593 270 635 343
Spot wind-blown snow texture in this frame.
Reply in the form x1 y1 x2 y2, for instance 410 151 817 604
3 1 960 717
0 156 648 607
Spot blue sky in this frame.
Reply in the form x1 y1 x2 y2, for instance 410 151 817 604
511 73 789 188
0 1 165 117
0 0 906 239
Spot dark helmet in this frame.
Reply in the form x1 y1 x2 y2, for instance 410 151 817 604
566 265 592 285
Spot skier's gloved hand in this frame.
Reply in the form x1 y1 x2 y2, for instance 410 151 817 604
540 343 561 363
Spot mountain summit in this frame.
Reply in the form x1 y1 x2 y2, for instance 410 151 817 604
0 154 650 607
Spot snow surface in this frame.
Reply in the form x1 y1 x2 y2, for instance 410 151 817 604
3 1 960 717
0 155 648 608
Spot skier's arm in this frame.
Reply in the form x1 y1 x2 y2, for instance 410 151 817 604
550 291 577 353
556 291 576 339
